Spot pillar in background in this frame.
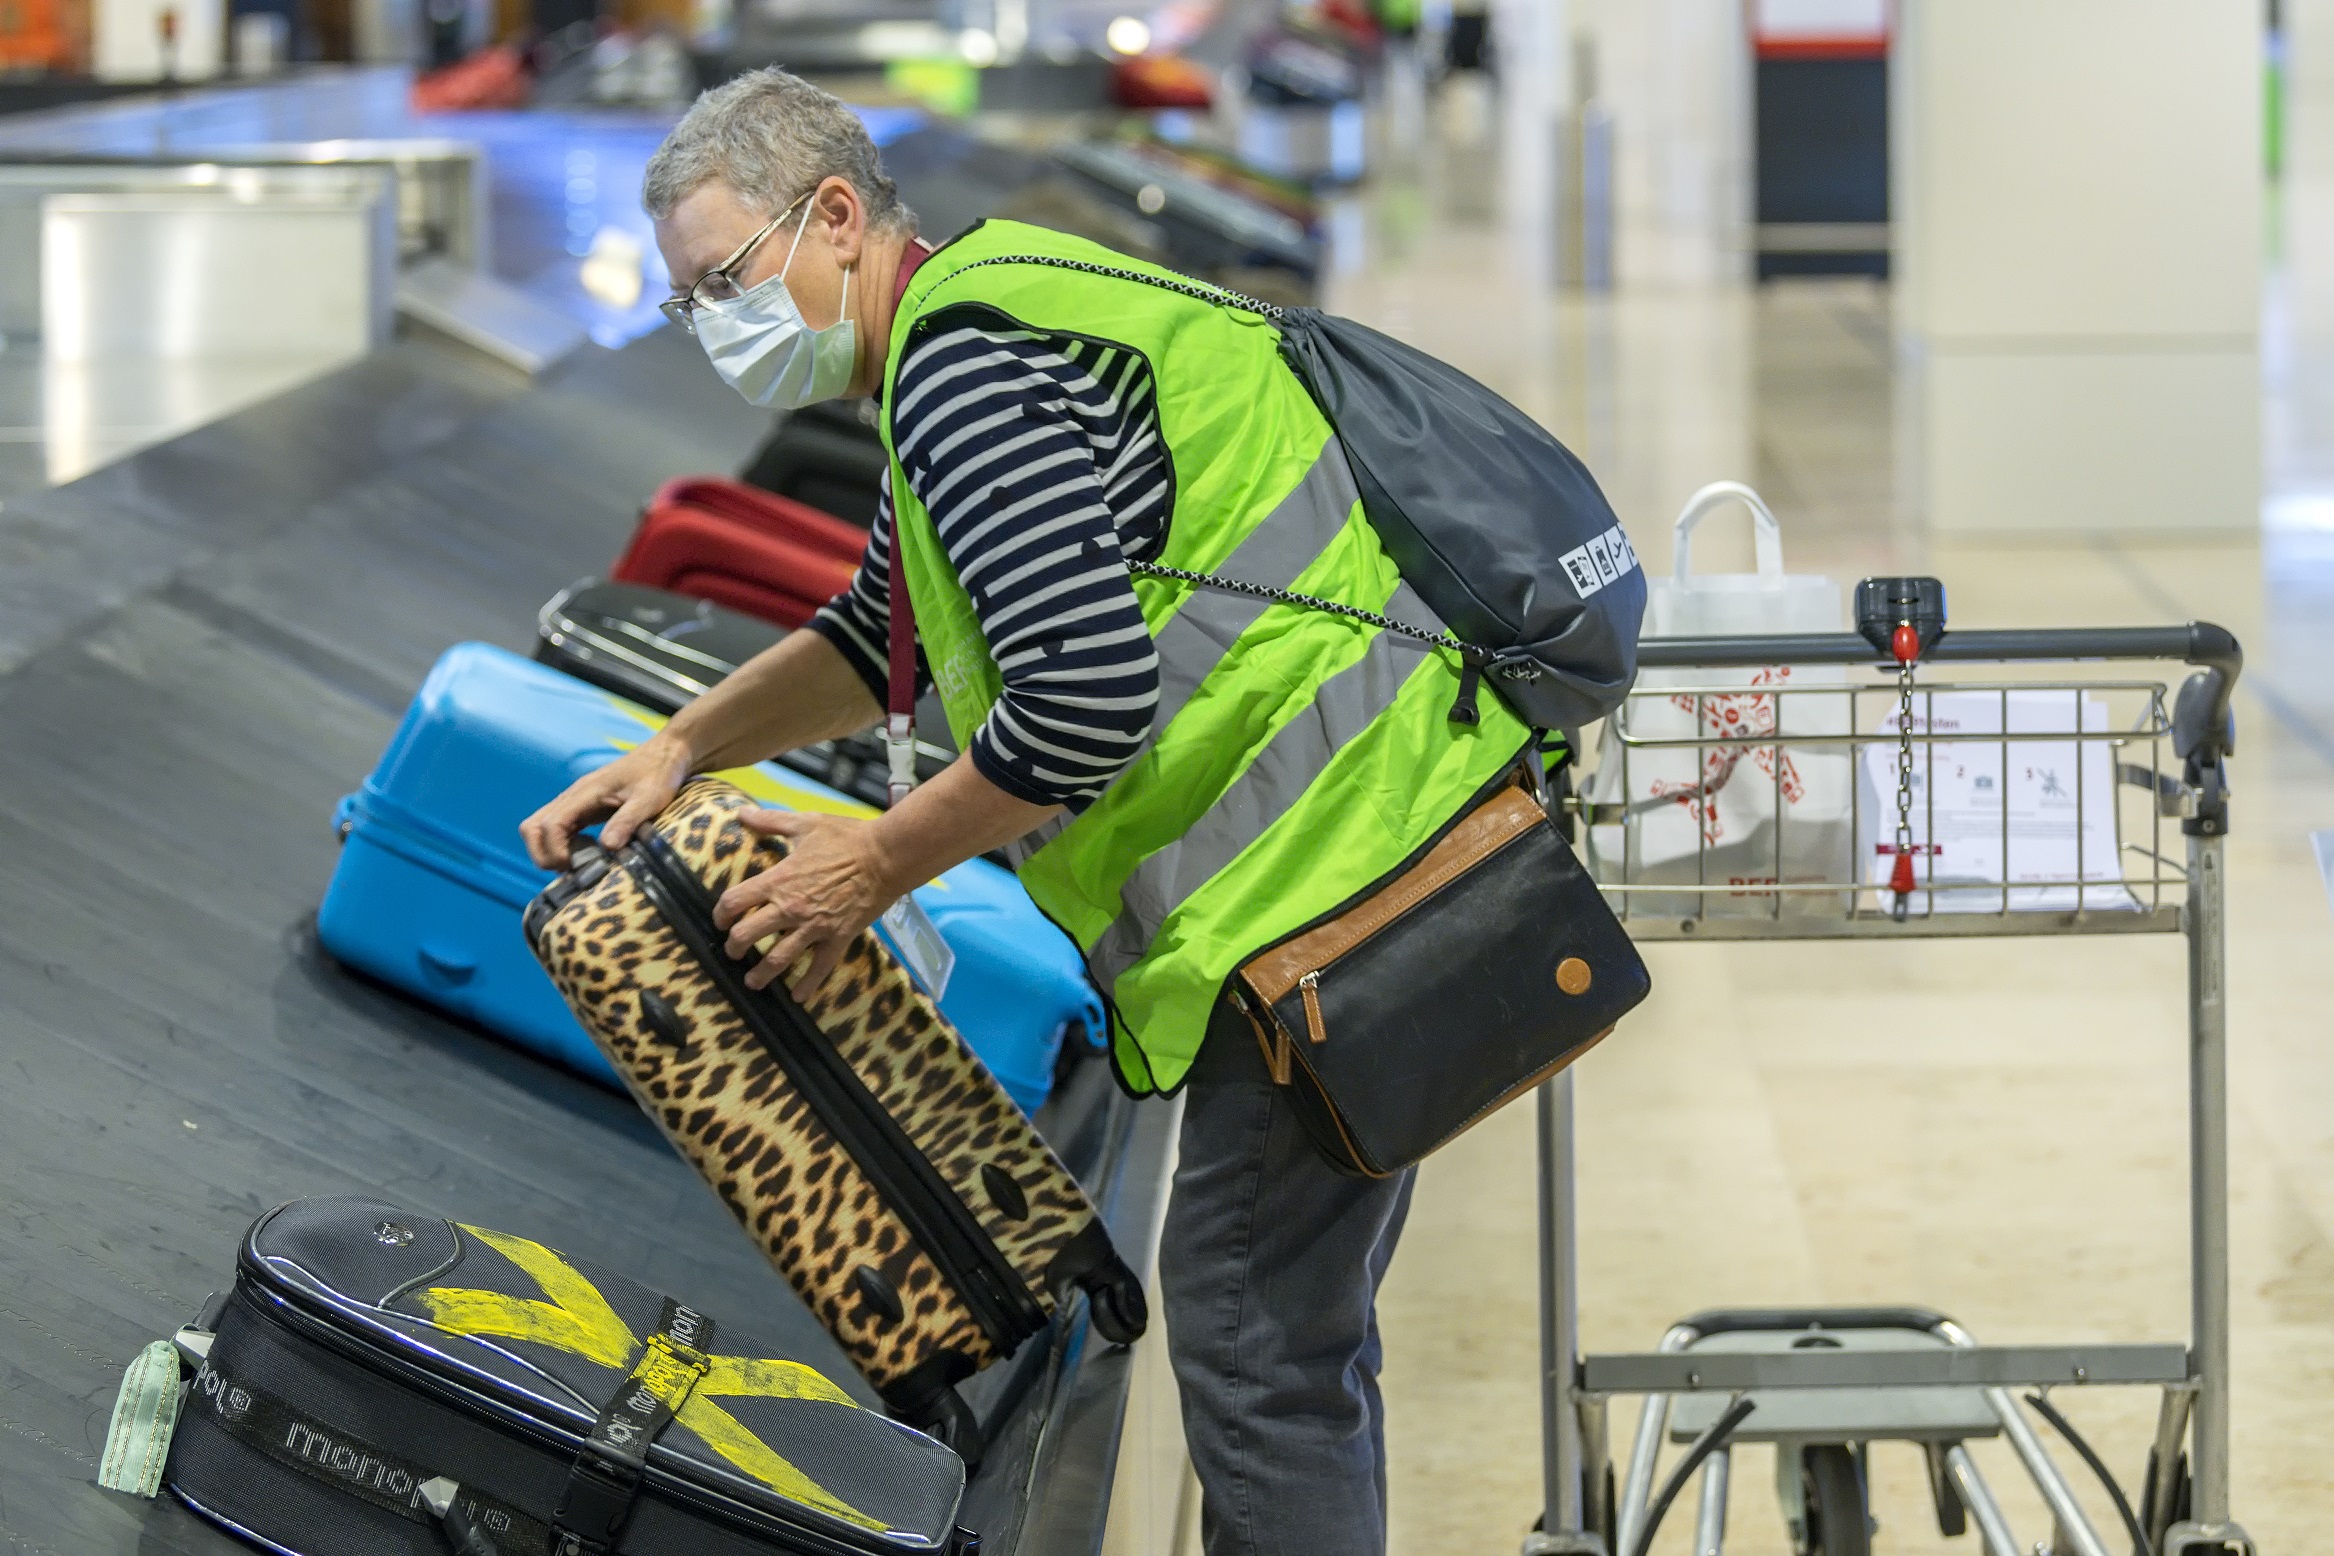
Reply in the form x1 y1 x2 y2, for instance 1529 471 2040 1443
1493 0 1570 291
2282 0 2334 338
1894 0 2263 534
2270 0 2334 517
1577 0 1751 287
92 0 224 77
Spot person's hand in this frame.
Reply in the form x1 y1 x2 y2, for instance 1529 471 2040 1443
519 734 694 869
713 809 902 999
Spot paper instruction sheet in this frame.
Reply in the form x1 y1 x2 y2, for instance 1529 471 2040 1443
1855 689 2138 913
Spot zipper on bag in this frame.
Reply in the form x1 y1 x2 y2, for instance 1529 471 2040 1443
1230 984 1294 1084
623 829 1046 1355
1297 971 1328 1045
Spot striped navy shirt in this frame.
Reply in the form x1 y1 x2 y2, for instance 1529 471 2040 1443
809 322 1170 810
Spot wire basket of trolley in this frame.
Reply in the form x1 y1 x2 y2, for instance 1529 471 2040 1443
1522 550 2251 1556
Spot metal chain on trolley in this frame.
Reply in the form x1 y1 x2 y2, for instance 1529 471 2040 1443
1856 576 1949 923
1887 622 1923 921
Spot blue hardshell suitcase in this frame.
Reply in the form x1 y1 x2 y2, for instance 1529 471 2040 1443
317 642 1101 1110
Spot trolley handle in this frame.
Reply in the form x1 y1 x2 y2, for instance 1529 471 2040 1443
1671 1304 1954 1338
1634 621 2240 758
1634 620 2239 676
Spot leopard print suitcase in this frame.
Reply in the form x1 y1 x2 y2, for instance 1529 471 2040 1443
525 779 1145 1457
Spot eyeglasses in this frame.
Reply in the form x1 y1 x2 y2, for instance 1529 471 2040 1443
659 190 810 335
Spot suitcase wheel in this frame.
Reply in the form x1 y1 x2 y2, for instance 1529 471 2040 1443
904 1386 984 1469
1084 1264 1149 1346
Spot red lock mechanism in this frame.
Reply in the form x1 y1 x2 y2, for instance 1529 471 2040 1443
1888 844 1917 897
1875 838 1942 896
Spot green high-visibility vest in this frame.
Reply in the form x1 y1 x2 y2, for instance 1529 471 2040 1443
881 222 1533 1093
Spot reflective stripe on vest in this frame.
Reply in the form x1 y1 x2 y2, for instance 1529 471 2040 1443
1148 439 1366 734
1001 436 1362 876
1085 577 1445 989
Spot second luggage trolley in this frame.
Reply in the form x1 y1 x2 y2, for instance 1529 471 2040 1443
1525 579 2255 1556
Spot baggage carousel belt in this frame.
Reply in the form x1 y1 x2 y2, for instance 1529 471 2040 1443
0 328 1163 1556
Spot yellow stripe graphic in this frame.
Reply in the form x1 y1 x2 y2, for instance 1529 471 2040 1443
414 1226 883 1532
417 1225 634 1368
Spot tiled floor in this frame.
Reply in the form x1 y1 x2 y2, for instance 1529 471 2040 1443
1334 67 2334 1556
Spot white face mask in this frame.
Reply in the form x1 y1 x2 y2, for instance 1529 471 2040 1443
693 199 858 409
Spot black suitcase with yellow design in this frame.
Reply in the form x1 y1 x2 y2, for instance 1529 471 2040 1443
524 779 1145 1457
158 1195 971 1556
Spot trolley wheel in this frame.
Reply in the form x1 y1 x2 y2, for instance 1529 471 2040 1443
2140 1448 2193 1550
1800 1445 1871 1556
1524 1461 1614 1550
1923 1442 1967 1538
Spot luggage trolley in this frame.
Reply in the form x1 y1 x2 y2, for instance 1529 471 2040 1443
1526 578 2253 1556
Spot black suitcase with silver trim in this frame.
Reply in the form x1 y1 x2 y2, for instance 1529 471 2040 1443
160 1195 971 1556
533 580 952 811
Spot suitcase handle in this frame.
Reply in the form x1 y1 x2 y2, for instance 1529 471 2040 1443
417 945 479 984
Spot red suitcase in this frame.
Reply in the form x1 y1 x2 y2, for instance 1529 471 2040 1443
614 477 868 628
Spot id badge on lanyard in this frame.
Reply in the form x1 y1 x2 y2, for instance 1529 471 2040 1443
877 893 955 1000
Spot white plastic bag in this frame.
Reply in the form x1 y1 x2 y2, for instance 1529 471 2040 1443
1588 483 1854 917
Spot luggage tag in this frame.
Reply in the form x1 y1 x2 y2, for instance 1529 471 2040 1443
98 1339 184 1497
878 892 956 1002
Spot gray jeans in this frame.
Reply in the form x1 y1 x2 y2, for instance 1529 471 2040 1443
1158 1002 1419 1556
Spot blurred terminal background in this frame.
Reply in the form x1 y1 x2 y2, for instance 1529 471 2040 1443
0 0 2329 1553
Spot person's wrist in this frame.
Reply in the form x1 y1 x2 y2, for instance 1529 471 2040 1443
860 818 916 909
646 723 701 776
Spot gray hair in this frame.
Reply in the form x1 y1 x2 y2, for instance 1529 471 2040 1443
642 68 913 233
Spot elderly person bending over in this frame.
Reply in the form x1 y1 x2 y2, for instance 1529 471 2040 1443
523 68 1536 1556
